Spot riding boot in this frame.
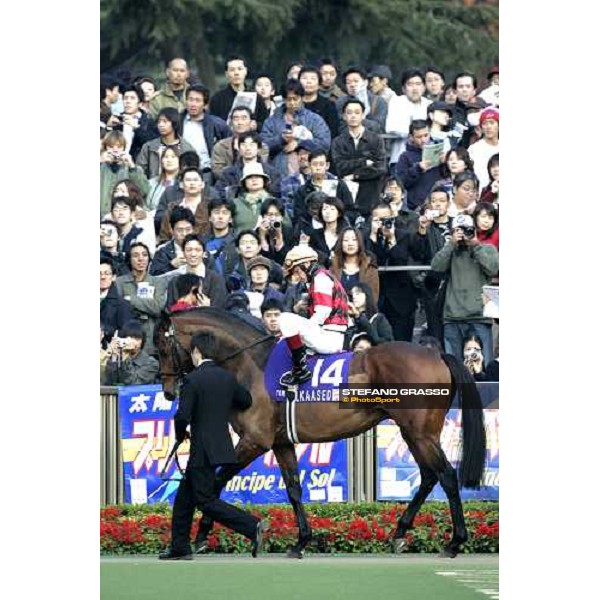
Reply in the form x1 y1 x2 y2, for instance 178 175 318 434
280 335 312 386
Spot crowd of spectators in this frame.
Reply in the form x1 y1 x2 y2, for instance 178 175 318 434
100 56 499 385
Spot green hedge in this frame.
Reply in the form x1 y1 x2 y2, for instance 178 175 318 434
101 501 498 555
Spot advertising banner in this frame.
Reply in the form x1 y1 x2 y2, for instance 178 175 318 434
376 409 499 501
118 385 349 505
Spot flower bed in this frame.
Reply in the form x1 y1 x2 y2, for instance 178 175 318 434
100 502 498 555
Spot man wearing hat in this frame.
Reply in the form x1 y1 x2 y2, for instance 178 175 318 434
368 65 397 104
468 108 499 188
278 245 351 386
244 256 285 318
232 162 273 231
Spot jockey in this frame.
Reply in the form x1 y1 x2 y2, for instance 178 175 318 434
279 245 352 386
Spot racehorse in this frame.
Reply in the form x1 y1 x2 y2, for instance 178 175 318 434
155 307 486 558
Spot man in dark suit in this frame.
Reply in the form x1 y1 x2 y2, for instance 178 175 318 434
159 331 268 560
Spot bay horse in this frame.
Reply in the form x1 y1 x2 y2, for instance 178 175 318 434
155 307 486 558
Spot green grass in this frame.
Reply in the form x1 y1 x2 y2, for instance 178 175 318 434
101 555 498 600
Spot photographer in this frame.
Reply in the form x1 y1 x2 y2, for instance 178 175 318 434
364 202 426 342
257 197 293 265
430 213 499 365
462 335 487 382
100 219 129 276
104 320 160 386
382 177 419 234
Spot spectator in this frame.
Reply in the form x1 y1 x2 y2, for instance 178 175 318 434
348 282 393 345
430 213 499 364
100 130 149 218
181 84 231 182
427 100 456 153
443 83 458 106
318 58 345 102
299 65 339 138
165 234 227 309
330 226 380 302
100 257 134 342
462 335 487 382
135 76 157 114
350 333 374 353
148 58 190 119
439 147 475 199
110 179 156 251
204 198 238 275
336 66 388 133
413 185 454 343
452 172 480 215
280 140 316 214
383 178 419 234
232 163 273 231
100 219 129 277
260 298 284 337
136 107 195 180
424 66 445 102
244 256 285 318
216 131 280 200
395 120 443 211
368 65 397 105
331 98 387 218
385 68 432 166
261 79 331 178
208 55 269 130
468 108 500 188
479 153 500 206
450 72 479 147
121 85 159 161
115 242 167 357
257 197 293 265
104 320 160 385
254 73 279 118
111 195 155 257
225 290 267 330
472 202 499 250
284 61 303 82
159 166 212 243
145 146 180 214
211 106 269 178
364 202 426 342
150 207 194 277
309 197 349 267
292 149 357 230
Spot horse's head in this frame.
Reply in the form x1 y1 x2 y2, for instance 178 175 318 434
154 312 194 400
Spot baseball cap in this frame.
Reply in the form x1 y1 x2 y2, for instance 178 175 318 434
368 65 392 80
427 101 454 115
479 108 499 126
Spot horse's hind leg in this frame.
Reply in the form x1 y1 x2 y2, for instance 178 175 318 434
194 438 268 553
273 443 312 559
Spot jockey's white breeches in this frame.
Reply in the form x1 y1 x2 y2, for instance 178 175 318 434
279 312 345 354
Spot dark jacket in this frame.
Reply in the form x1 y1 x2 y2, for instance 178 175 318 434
165 268 228 309
180 111 232 157
304 95 339 138
104 350 160 386
100 284 134 341
208 85 269 131
154 184 219 233
354 312 394 345
100 249 129 277
129 112 159 161
331 128 387 216
395 142 443 210
175 361 252 467
149 240 179 277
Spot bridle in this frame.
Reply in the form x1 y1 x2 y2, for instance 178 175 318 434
160 316 275 385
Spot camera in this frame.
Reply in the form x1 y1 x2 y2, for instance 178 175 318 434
269 218 282 230
116 337 128 349
457 226 476 239
381 192 394 204
465 349 482 362
425 209 440 219
101 225 115 236
381 217 395 230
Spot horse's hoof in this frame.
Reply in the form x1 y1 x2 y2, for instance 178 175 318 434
393 538 409 554
286 545 304 559
194 539 208 554
439 545 458 559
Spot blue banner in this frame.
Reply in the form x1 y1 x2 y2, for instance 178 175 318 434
118 385 349 505
376 409 499 501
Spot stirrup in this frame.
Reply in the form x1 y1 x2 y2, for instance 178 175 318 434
280 368 311 387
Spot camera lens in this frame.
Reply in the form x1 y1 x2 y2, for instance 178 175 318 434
273 221 281 229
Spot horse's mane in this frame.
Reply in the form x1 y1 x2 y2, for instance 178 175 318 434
168 307 269 338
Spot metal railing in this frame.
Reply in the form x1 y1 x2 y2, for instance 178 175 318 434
100 386 123 505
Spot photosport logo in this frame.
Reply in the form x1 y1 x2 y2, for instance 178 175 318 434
339 384 452 409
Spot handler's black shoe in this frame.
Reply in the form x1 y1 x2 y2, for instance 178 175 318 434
159 548 193 560
251 519 269 558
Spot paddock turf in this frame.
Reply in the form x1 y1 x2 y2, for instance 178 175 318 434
101 554 499 600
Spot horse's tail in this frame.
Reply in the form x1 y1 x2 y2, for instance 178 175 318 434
441 352 487 489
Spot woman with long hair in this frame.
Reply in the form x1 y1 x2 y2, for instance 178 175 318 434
348 282 393 345
308 196 348 267
479 153 499 206
146 146 180 213
330 226 380 303
439 147 475 199
472 202 499 249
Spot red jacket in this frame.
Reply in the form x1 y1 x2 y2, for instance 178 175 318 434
308 268 350 329
478 227 499 250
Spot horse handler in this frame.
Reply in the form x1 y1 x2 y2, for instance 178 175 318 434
279 245 352 386
159 331 268 560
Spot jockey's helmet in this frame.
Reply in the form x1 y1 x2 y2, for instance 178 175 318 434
283 244 319 276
